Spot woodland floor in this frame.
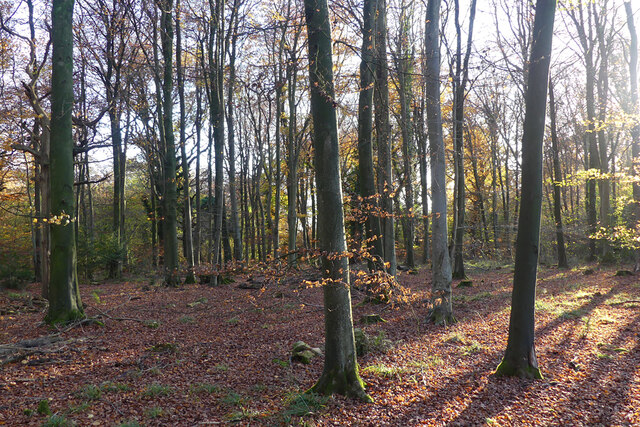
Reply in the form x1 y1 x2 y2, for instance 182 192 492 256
0 261 639 426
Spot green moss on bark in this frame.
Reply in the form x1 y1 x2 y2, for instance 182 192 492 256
495 358 543 379
310 367 372 403
45 308 84 326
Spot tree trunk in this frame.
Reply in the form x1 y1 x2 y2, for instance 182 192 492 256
208 0 225 282
357 0 384 271
425 0 454 325
46 0 84 324
416 103 430 264
303 0 370 400
548 80 568 268
226 6 243 262
374 0 396 276
496 0 555 379
451 0 477 279
397 2 415 268
625 2 640 272
159 0 180 287
176 0 195 283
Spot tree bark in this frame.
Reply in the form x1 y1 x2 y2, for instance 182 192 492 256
357 0 384 272
397 1 415 268
548 80 568 268
303 0 370 401
159 0 180 286
374 0 396 276
176 0 195 283
425 0 454 325
451 0 477 279
46 0 84 324
496 0 555 379
625 2 640 271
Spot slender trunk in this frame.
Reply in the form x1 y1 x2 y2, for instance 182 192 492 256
397 3 415 268
496 0 555 379
375 0 396 276
451 0 477 279
548 80 568 268
159 0 180 286
194 75 203 266
425 0 453 325
176 0 195 283
416 104 430 264
357 0 384 271
226 3 242 262
625 1 640 271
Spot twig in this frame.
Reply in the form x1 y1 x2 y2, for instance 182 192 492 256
93 306 147 324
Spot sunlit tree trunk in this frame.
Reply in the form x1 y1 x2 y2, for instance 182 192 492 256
303 0 370 400
625 1 640 272
357 0 384 271
425 0 453 325
496 0 555 379
397 1 415 268
451 0 477 279
375 0 396 276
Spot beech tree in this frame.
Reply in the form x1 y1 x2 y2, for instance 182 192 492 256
158 0 180 286
357 0 384 271
46 0 84 323
303 0 370 401
496 0 556 379
425 0 453 325
375 0 396 276
625 1 639 272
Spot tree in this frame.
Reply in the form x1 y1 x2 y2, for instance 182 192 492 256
176 0 195 283
548 79 568 268
395 0 416 268
450 0 477 279
357 0 384 271
496 0 556 379
625 1 640 272
46 0 84 323
303 0 370 401
375 0 397 276
425 0 454 325
566 0 600 262
158 0 180 286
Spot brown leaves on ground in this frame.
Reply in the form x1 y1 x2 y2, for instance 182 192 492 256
0 264 638 426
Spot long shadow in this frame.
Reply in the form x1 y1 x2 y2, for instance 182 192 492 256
535 282 624 340
548 313 640 425
446 310 640 426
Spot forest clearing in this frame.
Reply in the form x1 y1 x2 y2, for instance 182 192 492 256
1 264 638 426
2 0 640 425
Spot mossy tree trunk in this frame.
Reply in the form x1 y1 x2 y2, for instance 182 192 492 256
303 0 370 401
46 0 84 324
424 0 454 326
496 0 556 380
